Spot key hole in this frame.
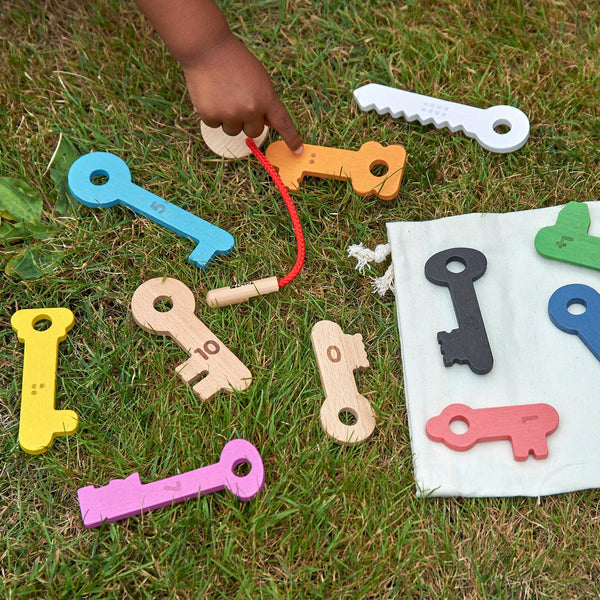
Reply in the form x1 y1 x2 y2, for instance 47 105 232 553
567 299 587 315
369 161 389 177
153 296 174 312
233 459 251 477
449 416 469 435
445 258 466 273
338 408 358 427
493 119 512 135
90 169 109 186
33 317 52 331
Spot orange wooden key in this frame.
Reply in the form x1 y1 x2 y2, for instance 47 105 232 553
264 141 406 200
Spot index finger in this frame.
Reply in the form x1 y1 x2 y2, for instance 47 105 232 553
265 99 303 154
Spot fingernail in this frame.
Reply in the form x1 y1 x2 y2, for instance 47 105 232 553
294 145 304 155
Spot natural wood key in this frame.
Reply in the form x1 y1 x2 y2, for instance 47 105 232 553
311 320 375 445
264 141 406 200
131 278 252 400
11 308 79 454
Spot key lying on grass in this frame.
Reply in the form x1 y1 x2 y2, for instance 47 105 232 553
68 151 234 269
77 439 265 528
264 140 406 200
426 403 559 461
131 277 252 400
11 308 79 454
353 83 530 153
311 320 375 445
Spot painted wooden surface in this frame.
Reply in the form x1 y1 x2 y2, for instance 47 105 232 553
264 141 406 200
78 439 264 528
311 320 375 445
131 277 252 400
68 152 234 268
535 202 600 270
11 308 78 454
426 403 559 460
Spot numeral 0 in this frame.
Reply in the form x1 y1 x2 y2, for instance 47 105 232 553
327 345 341 363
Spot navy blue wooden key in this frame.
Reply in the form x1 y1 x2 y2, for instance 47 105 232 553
425 247 493 375
68 152 234 269
548 283 600 361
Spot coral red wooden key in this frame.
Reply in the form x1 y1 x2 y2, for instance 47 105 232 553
264 141 406 200
78 439 264 528
11 308 79 454
131 277 252 400
426 403 559 461
311 320 375 445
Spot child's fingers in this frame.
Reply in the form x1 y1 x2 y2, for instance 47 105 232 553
266 100 303 153
242 118 267 139
221 120 244 136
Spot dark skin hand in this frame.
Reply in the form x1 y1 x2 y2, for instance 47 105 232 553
133 0 303 153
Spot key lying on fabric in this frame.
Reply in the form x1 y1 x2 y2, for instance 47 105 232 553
68 152 234 269
535 202 600 270
78 439 264 528
353 83 530 153
131 277 252 400
11 308 78 454
548 283 600 362
424 247 493 375
426 403 559 461
264 141 406 200
311 320 375 445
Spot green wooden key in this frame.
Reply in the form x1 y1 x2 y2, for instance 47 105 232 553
534 201 600 270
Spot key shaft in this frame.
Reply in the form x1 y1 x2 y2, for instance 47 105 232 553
353 83 530 153
548 283 600 361
77 439 264 528
425 247 493 374
11 308 78 454
131 277 252 399
68 152 234 268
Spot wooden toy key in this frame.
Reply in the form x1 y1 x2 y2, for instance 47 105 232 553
264 141 406 200
11 308 78 454
311 320 375 445
78 438 264 528
535 202 600 270
131 277 252 400
68 152 234 269
426 403 559 461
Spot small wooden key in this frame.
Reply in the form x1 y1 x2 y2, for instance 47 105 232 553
311 320 375 445
426 403 559 461
78 438 264 528
264 141 406 200
535 202 600 270
131 278 252 400
11 308 78 454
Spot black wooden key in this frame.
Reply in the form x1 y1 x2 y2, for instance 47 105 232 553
424 247 493 374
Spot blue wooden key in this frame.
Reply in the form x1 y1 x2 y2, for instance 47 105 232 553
68 152 234 269
548 283 600 361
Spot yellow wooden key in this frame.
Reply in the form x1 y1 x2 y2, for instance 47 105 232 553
11 308 78 454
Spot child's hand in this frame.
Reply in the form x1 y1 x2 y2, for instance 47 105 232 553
183 34 303 153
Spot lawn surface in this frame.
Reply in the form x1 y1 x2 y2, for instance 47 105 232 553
2 0 600 598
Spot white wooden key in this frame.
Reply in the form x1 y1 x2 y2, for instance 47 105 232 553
353 83 530 153
131 278 252 400
311 320 375 445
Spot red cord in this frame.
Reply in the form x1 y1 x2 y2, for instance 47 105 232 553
245 138 305 289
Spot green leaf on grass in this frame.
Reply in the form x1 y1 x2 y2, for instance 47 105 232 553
0 178 43 223
50 135 80 216
5 246 60 279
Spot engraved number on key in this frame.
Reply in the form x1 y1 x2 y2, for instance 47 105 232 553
424 247 493 375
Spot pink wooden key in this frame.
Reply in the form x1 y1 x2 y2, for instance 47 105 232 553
77 439 264 528
426 403 559 461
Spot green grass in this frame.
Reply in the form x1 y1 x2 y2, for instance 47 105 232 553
2 0 600 597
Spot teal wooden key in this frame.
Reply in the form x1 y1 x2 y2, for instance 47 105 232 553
68 152 234 269
535 202 600 271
